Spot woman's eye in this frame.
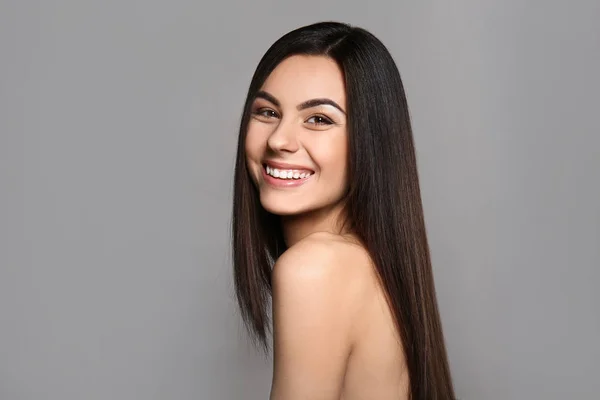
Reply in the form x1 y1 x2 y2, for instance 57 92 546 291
253 108 278 119
306 115 333 125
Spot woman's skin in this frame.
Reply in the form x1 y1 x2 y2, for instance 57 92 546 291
245 55 410 400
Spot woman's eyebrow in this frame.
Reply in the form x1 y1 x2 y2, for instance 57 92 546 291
255 91 280 107
254 90 346 115
298 98 346 115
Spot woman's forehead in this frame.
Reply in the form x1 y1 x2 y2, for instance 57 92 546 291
259 55 346 107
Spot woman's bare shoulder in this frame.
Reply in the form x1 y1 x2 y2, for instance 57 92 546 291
274 231 373 277
273 232 378 305
269 232 377 399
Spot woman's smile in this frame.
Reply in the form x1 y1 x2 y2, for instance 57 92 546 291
261 163 314 187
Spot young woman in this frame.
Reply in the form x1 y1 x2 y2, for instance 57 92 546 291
232 21 455 400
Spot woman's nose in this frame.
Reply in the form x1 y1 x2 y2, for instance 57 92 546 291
266 120 300 153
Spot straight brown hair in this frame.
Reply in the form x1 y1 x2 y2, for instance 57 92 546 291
232 21 455 399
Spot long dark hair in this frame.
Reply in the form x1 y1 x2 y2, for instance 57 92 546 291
232 21 455 399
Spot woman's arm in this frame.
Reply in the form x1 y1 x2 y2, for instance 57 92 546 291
269 235 363 400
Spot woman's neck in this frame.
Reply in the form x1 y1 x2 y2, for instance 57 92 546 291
281 201 348 248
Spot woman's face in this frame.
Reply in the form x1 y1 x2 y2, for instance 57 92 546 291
245 55 348 216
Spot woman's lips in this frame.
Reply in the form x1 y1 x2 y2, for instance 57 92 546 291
263 160 315 173
261 164 313 187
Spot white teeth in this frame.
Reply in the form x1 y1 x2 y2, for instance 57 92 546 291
264 165 312 180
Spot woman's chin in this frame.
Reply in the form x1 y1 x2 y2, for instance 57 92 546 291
260 201 308 217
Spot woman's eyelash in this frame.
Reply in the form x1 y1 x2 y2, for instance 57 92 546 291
306 115 334 125
252 108 279 118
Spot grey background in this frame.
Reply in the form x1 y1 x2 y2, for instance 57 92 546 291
1 1 598 399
